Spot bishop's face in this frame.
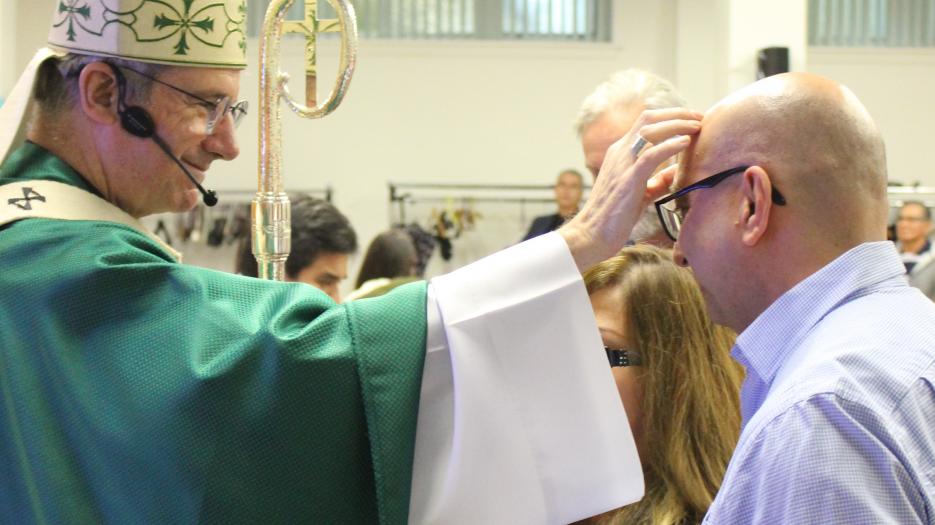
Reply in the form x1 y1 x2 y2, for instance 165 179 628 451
114 66 242 217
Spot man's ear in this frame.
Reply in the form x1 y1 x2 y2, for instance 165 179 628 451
77 62 120 126
738 166 773 246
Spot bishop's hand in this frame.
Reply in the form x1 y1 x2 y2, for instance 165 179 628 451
559 108 703 272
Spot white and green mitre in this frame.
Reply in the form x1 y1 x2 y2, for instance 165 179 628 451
47 0 247 68
0 0 247 165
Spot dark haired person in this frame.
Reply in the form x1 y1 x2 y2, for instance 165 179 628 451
346 228 418 301
236 195 357 302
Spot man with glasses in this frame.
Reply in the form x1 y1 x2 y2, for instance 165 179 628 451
0 1 702 523
895 201 935 301
641 73 935 523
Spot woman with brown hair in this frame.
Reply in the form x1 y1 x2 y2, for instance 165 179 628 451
581 245 743 525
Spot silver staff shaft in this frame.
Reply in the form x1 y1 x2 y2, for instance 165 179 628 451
254 0 358 281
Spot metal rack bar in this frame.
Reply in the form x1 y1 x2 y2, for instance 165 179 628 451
388 181 591 224
214 187 334 202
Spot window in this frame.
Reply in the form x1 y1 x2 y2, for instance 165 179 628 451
248 0 611 42
809 0 935 46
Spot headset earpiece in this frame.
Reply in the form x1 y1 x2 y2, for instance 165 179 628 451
120 105 155 138
104 61 218 206
105 62 154 138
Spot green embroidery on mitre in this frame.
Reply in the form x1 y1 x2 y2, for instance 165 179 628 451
47 0 247 68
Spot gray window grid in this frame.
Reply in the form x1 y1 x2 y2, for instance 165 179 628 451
810 0 935 47
247 0 611 42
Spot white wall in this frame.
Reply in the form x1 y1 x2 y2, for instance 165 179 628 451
675 0 806 111
725 0 807 92
0 0 18 98
808 47 935 187
1 0 50 97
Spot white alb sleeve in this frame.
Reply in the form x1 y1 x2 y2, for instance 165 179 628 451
408 232 643 525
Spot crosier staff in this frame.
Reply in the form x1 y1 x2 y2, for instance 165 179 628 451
253 0 359 280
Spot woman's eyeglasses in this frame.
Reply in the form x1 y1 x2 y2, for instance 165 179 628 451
605 346 642 367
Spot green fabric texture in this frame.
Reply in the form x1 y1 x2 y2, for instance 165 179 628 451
0 143 428 524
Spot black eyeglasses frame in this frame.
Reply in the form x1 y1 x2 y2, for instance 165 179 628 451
653 165 787 242
605 346 642 367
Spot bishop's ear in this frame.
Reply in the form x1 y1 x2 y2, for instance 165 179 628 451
77 62 120 126
739 166 774 246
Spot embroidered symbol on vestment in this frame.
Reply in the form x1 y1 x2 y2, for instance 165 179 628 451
57 1 92 42
8 187 46 211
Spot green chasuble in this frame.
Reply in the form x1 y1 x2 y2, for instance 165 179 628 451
0 143 428 524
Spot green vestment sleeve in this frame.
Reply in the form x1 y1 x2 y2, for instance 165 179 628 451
0 143 428 524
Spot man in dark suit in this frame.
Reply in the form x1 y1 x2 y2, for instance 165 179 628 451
522 169 583 241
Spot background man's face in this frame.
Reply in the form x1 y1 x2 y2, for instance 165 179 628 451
580 105 643 181
554 172 583 210
896 203 932 245
292 252 349 302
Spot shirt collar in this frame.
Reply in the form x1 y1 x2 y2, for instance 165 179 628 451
732 242 906 389
2 142 102 198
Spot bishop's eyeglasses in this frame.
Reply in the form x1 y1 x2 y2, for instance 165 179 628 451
654 165 787 242
120 66 248 135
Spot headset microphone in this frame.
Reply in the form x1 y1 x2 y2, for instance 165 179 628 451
150 133 218 206
110 64 218 207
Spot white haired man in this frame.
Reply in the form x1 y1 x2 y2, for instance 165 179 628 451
575 69 686 247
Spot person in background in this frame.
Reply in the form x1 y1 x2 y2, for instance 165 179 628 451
345 228 420 301
895 200 933 272
236 194 357 302
575 69 686 247
581 246 742 525
521 168 584 241
894 201 935 301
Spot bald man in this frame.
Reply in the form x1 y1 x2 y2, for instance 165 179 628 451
613 72 935 522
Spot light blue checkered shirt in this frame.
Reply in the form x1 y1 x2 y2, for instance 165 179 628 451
704 242 935 524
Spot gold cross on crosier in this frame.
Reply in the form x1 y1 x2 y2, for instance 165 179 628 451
281 0 341 107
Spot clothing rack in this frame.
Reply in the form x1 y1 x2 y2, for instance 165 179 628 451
214 186 334 203
388 181 590 224
140 186 335 252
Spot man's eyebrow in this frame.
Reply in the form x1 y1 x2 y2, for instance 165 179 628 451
183 89 231 103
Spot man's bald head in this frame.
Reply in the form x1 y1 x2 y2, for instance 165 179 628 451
672 73 889 331
696 73 888 247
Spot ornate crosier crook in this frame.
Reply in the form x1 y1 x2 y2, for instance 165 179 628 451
253 0 359 280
